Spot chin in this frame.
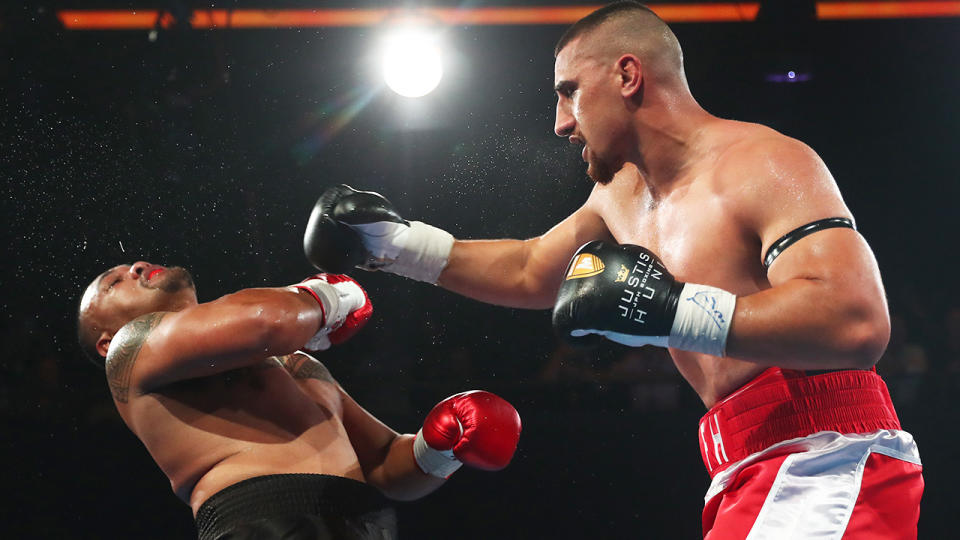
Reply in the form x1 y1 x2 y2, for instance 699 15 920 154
587 159 616 185
157 267 196 294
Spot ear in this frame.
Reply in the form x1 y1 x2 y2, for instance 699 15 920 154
617 54 643 98
96 331 114 359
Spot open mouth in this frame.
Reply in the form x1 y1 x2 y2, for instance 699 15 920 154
147 268 164 282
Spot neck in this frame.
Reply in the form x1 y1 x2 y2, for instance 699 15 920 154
624 87 714 193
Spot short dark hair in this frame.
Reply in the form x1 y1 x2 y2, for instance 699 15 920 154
555 2 659 56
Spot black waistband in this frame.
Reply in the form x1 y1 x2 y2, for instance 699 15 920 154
195 474 395 540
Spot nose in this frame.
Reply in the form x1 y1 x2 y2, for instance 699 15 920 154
554 105 575 138
128 261 150 279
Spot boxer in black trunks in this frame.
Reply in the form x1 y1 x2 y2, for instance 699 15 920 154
78 262 521 539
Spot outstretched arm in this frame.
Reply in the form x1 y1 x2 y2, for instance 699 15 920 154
305 184 611 310
439 205 612 309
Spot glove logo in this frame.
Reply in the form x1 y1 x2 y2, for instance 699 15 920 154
615 264 629 283
565 253 605 280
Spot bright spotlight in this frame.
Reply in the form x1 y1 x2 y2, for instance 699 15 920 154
381 27 443 98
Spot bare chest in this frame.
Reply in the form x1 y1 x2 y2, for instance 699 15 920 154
592 177 771 405
595 182 765 294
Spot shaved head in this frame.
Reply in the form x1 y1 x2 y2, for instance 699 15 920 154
77 263 196 367
555 2 685 86
77 268 115 366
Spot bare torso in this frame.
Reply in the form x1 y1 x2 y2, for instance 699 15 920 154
114 353 362 516
587 121 784 407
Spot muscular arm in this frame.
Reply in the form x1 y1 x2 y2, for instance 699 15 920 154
723 138 890 369
109 287 324 395
277 352 444 500
339 391 446 501
438 201 611 309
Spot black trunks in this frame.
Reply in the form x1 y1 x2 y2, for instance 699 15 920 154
195 474 397 540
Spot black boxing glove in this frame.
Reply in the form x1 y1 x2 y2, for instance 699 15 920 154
552 241 736 357
304 185 454 283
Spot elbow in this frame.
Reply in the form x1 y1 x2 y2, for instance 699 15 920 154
236 297 307 356
842 309 891 370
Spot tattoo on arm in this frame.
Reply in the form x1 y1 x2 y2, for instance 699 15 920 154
274 353 336 384
104 312 167 403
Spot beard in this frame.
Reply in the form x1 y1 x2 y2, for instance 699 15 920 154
155 266 195 293
586 153 617 185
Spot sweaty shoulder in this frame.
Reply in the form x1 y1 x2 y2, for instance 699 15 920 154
712 123 852 257
105 312 169 403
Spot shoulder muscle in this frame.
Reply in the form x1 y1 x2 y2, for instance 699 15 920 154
721 134 851 258
104 312 168 403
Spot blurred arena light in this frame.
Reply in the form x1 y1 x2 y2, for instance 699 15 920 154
380 24 444 98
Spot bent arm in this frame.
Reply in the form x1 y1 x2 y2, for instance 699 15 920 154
131 287 324 390
726 230 890 369
338 389 445 501
438 203 611 309
723 138 890 369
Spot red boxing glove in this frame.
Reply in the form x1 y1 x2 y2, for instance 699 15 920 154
292 273 373 350
413 390 522 478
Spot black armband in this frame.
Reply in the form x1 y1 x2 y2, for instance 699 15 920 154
763 217 855 268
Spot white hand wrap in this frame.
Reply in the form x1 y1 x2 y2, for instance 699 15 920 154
291 277 366 351
412 428 463 478
668 283 737 357
348 220 454 284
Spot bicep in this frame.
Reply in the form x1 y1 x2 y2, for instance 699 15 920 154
766 227 883 294
522 202 613 305
739 139 887 323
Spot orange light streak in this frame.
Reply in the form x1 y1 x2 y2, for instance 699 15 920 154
58 4 761 30
56 3 960 30
818 1 960 19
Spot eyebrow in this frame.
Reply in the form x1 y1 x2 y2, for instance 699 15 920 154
554 80 575 94
96 268 120 291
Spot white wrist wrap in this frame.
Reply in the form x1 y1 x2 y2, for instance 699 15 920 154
347 220 453 284
388 221 454 284
668 283 736 357
413 428 463 478
291 278 365 351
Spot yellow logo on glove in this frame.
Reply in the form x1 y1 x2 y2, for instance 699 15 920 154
565 253 605 280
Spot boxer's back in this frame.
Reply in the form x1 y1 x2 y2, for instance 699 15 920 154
114 353 363 515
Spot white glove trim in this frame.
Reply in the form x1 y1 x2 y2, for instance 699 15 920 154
290 277 366 351
413 427 463 478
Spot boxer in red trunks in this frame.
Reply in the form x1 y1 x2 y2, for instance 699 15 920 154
77 263 521 539
302 2 922 537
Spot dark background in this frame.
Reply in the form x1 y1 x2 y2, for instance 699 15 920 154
2 1 958 538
